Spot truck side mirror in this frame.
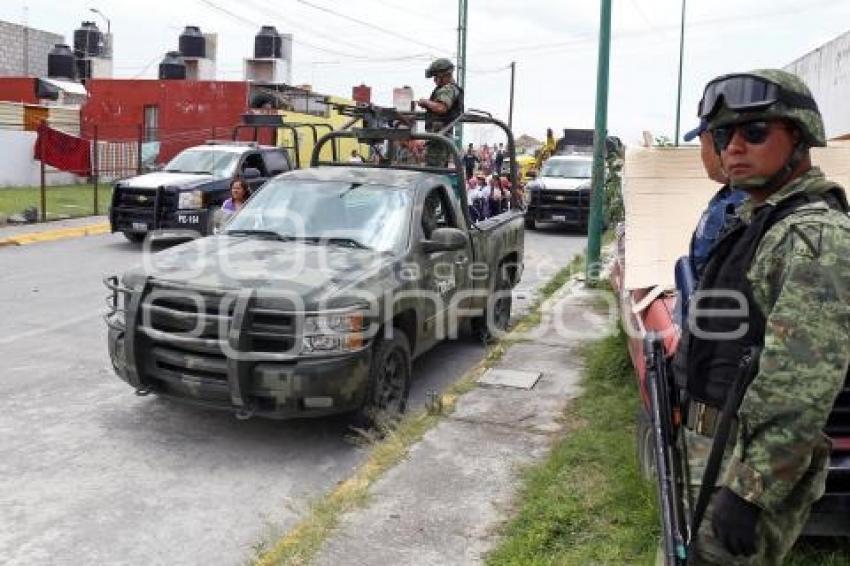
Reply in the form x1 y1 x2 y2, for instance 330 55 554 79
421 227 467 253
242 167 261 180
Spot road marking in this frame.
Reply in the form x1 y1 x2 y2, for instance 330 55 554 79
0 311 101 345
0 222 110 247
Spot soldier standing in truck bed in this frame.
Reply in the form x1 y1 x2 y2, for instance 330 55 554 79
417 58 464 168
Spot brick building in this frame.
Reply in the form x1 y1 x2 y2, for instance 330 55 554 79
0 20 63 78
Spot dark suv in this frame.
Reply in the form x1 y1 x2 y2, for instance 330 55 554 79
109 142 293 241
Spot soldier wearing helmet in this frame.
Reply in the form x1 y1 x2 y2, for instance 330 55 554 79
674 69 850 564
417 58 464 167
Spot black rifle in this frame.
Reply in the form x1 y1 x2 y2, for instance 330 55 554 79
644 334 689 565
687 346 762 555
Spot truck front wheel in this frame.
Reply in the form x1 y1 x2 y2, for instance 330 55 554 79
122 232 146 244
353 329 412 429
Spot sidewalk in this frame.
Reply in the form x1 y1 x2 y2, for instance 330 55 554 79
312 278 614 565
0 215 109 247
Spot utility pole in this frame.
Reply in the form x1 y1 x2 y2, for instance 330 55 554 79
508 61 516 130
455 0 468 148
586 0 612 283
674 0 687 146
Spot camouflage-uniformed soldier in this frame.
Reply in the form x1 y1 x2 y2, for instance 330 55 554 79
417 58 464 167
676 69 850 565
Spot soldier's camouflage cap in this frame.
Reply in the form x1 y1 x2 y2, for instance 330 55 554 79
426 58 455 78
704 69 826 147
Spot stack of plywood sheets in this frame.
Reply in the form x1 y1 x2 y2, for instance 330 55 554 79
623 146 718 291
622 141 850 292
813 141 850 188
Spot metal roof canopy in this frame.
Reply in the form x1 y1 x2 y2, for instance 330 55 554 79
37 78 88 97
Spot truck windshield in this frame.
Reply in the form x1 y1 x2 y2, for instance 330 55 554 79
225 180 412 254
541 160 592 179
164 149 240 177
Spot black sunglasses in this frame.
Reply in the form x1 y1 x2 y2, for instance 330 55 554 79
712 121 787 151
698 73 818 119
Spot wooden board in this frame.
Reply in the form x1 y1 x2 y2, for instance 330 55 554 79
622 142 850 291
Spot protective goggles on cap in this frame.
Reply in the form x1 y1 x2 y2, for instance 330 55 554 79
697 73 818 119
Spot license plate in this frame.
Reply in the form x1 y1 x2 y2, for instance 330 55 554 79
132 222 148 232
177 213 201 225
552 215 566 222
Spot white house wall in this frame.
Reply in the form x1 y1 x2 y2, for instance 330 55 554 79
785 30 850 139
0 130 79 187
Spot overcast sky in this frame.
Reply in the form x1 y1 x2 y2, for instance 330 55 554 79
3 0 850 146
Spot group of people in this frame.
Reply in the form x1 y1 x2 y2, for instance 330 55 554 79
666 68 850 565
466 172 512 222
462 142 508 178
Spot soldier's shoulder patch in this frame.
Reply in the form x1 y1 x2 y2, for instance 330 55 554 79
761 206 847 259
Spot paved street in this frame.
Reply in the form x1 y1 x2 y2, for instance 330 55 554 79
0 225 585 566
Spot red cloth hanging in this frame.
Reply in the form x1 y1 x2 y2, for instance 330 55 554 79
33 122 92 175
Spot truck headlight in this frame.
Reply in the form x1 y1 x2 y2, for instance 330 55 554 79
178 190 203 209
301 311 368 354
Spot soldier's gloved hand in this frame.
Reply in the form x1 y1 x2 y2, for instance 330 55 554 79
711 487 761 556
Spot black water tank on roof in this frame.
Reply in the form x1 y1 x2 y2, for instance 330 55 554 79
76 58 92 80
47 44 76 80
179 26 205 58
73 21 102 57
254 25 282 58
159 51 186 80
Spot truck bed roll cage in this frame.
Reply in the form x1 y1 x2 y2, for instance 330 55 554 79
233 114 339 169
310 104 520 208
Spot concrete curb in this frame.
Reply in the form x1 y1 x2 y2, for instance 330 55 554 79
309 262 615 565
0 222 110 247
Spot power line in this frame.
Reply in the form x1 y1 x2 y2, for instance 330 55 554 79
130 53 163 78
295 0 451 54
308 53 435 65
467 64 511 75
628 0 675 40
196 0 444 62
360 0 451 28
242 0 444 59
196 0 257 28
240 0 373 53
196 0 364 59
472 0 844 59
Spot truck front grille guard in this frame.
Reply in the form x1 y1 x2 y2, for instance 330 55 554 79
117 279 312 416
152 186 163 230
121 279 256 412
110 186 169 230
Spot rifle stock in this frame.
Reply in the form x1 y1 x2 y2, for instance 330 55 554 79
644 334 689 565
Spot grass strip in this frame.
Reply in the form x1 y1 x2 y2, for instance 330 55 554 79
486 314 850 565
0 184 111 219
787 533 850 562
251 253 586 566
486 323 659 565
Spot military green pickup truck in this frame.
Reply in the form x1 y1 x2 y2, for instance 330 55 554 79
105 111 525 422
